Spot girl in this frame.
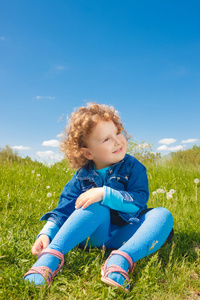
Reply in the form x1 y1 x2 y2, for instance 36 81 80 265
24 103 173 291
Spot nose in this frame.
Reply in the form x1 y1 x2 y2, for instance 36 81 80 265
114 136 120 146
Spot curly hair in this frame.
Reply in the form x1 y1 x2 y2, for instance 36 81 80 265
60 102 128 169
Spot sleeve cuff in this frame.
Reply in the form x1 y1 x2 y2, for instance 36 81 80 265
37 220 60 242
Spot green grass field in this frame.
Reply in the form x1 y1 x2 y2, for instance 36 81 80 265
0 154 199 299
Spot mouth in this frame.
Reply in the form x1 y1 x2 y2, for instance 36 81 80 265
113 147 123 154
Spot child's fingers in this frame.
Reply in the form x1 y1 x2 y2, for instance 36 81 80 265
81 200 92 209
75 193 88 209
31 236 50 255
75 188 104 209
75 196 87 209
43 238 50 249
77 197 99 210
32 242 42 255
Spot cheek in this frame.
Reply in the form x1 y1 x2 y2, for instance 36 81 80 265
121 136 127 145
100 145 112 155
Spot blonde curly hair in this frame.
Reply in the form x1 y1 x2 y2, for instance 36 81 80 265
60 102 128 169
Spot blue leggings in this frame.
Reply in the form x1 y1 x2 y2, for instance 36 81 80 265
25 203 173 286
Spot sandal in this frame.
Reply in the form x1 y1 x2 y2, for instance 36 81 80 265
24 249 64 286
101 250 135 292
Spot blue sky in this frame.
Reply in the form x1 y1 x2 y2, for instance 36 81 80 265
1 0 200 164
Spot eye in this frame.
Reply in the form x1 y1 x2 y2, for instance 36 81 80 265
103 137 110 143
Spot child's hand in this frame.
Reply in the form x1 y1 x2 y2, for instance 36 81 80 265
75 187 104 210
31 234 50 255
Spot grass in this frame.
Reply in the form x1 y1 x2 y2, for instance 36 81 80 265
0 157 199 299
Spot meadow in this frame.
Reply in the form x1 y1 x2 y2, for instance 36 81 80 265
0 146 199 300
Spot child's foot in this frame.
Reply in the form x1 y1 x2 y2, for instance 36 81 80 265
24 249 64 286
101 250 134 291
24 266 53 285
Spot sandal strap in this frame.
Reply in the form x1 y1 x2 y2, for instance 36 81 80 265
24 266 53 285
103 250 134 274
103 265 130 282
38 249 64 276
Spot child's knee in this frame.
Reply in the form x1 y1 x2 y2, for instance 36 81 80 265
88 202 110 214
154 207 173 226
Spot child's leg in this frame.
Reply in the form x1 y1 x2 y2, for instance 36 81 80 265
25 203 111 285
104 207 173 287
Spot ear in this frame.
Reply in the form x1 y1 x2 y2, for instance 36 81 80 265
81 147 94 160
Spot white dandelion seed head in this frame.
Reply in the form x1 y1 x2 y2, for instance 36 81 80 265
156 189 162 193
47 193 52 197
167 194 173 200
166 192 172 196
152 191 157 196
32 170 35 174
46 186 50 189
169 189 175 194
37 174 41 177
194 178 199 184
160 189 165 193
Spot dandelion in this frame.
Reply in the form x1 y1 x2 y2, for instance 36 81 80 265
46 186 50 189
169 189 176 194
32 170 35 174
47 193 52 197
166 192 174 200
167 194 173 200
37 174 40 177
152 191 157 196
156 189 162 193
160 189 165 193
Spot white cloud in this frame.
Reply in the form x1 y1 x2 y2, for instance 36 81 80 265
157 145 168 151
157 145 184 152
158 138 177 145
42 139 60 147
57 133 64 138
0 36 6 41
181 139 198 144
36 151 63 161
35 96 55 100
12 145 31 150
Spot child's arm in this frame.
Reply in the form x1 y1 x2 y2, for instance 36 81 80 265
40 172 83 228
101 186 139 213
116 167 149 210
31 221 60 255
102 159 149 213
37 220 60 242
31 173 83 255
108 161 149 211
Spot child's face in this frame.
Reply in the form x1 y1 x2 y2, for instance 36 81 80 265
81 120 127 169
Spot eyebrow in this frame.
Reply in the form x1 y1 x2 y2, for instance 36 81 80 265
97 128 120 142
97 135 108 142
